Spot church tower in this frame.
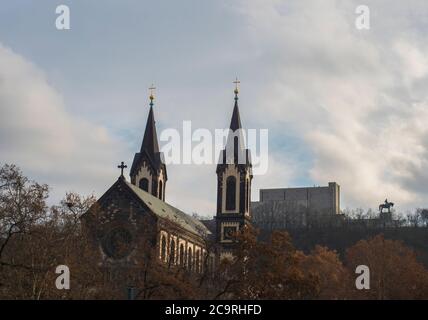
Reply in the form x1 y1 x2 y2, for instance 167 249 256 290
130 87 167 201
215 80 253 255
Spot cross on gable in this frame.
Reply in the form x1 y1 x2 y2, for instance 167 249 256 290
117 161 127 177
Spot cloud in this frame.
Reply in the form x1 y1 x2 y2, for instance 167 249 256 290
251 152 298 197
231 0 428 210
0 43 128 203
1 1 428 215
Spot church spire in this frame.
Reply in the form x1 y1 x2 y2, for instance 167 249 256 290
215 79 253 254
225 78 246 159
140 100 160 157
230 78 242 131
130 85 167 201
140 85 160 157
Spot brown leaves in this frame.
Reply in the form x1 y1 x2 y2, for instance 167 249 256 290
216 227 324 299
301 246 350 299
346 234 428 299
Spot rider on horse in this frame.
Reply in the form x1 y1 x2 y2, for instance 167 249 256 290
379 199 394 213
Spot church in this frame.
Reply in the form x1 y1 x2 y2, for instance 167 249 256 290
83 83 253 272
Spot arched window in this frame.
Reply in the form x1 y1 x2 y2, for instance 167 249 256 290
160 236 166 262
226 176 236 211
246 178 249 213
159 180 163 200
179 244 185 266
195 250 200 273
188 248 192 271
170 240 175 264
139 178 149 192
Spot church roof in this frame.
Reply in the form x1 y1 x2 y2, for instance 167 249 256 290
217 92 251 167
124 180 211 238
141 105 160 157
200 219 216 234
130 103 166 178
229 97 242 131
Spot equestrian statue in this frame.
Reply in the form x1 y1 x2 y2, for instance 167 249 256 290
379 199 394 213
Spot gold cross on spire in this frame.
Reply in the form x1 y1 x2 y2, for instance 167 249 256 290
233 77 240 95
149 84 156 104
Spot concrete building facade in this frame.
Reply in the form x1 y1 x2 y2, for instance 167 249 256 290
256 182 340 215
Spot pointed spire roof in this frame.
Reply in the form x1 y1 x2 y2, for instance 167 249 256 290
230 77 242 132
221 81 251 166
229 96 242 132
140 103 160 157
130 87 167 183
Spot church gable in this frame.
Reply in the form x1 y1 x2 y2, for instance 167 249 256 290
92 178 151 221
81 177 157 261
83 176 213 270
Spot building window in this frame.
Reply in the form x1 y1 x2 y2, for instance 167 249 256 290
170 240 175 264
139 178 149 192
226 176 236 211
159 180 163 200
195 250 201 272
102 227 134 259
179 244 185 266
188 248 192 271
160 235 166 262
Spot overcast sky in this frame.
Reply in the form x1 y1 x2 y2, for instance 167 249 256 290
1 0 428 217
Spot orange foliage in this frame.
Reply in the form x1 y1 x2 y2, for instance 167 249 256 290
346 234 428 299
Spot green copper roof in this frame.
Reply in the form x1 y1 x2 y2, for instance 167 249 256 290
125 181 211 238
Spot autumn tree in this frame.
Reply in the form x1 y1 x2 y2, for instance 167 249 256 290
0 164 49 298
0 164 48 268
346 234 428 299
300 245 351 299
214 226 321 299
0 164 105 299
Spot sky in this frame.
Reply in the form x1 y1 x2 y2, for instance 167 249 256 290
1 0 428 217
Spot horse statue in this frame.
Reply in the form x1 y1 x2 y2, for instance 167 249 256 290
379 199 394 213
